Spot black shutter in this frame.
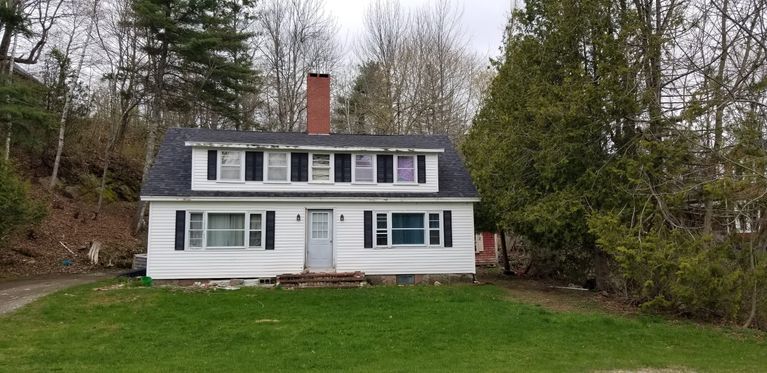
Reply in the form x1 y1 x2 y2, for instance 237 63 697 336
207 150 217 180
363 211 373 248
291 153 308 182
377 154 393 183
245 151 263 181
174 210 186 250
265 211 275 250
417 155 426 183
443 210 453 247
334 153 351 182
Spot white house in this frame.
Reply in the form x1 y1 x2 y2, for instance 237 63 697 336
140 73 479 283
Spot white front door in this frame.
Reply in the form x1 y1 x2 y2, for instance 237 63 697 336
306 210 333 271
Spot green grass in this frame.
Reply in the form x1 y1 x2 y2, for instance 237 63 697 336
0 282 764 372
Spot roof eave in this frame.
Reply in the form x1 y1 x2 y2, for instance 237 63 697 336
184 141 445 153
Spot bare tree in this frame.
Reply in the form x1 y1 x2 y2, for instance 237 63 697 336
256 0 340 132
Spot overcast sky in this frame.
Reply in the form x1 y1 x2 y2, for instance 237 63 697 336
324 0 513 63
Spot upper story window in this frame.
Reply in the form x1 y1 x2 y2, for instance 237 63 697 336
396 155 416 183
266 152 288 181
311 154 331 182
219 151 243 181
354 154 374 183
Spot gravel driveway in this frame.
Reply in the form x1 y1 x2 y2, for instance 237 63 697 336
0 272 119 315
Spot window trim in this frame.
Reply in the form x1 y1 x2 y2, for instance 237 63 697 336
185 211 266 250
394 154 418 184
265 152 290 183
217 150 245 182
372 211 443 248
352 153 377 184
309 153 334 183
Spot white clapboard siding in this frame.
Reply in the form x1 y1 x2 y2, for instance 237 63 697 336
190 148 439 193
147 201 475 279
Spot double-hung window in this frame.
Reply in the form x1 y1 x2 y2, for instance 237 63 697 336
376 213 388 246
396 155 416 183
219 151 243 181
267 152 288 181
428 213 441 245
311 154 331 181
187 212 264 249
354 154 374 183
391 213 425 245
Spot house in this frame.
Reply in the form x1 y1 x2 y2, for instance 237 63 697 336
139 73 479 284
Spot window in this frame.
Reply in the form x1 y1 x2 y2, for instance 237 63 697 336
219 151 242 181
189 213 203 248
311 212 329 239
376 213 388 246
267 152 288 181
311 154 331 181
396 155 415 183
207 213 245 247
391 213 425 245
354 155 374 182
429 213 441 245
249 213 263 247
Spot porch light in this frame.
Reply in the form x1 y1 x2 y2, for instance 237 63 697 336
296 214 301 221
340 214 344 222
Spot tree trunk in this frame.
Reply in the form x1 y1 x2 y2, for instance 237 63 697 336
3 33 18 162
499 229 512 275
50 4 97 189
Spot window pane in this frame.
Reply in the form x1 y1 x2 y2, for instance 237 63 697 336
190 213 203 229
220 151 241 165
268 153 287 166
429 213 440 229
355 154 372 167
376 233 388 246
249 231 262 247
429 230 440 245
207 230 244 247
220 166 240 180
392 229 425 245
268 167 287 181
312 154 330 167
312 168 330 180
189 238 202 248
250 214 262 229
397 156 414 169
356 168 373 182
392 213 424 228
208 214 244 229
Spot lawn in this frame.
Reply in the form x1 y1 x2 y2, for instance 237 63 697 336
0 282 765 372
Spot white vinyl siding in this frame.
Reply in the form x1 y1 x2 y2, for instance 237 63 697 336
146 201 474 279
191 148 438 193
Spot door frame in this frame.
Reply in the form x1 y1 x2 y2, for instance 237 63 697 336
304 208 335 272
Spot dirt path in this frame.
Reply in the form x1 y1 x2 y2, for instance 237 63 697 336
477 272 637 315
0 271 119 315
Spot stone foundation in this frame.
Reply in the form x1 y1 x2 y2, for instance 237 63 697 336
366 273 475 286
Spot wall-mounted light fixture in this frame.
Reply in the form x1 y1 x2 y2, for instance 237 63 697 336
340 214 344 222
296 214 301 221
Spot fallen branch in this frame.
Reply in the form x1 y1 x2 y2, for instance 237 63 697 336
59 241 75 255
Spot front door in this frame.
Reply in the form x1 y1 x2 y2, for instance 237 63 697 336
306 210 333 271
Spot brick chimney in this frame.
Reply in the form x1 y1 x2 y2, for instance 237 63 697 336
306 73 331 135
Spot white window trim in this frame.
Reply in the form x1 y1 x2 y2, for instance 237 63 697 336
394 154 418 185
309 152 334 183
352 153 377 184
372 211 442 249
185 210 266 250
217 150 245 183
265 152 290 183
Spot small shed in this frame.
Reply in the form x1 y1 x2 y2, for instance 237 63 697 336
474 231 499 267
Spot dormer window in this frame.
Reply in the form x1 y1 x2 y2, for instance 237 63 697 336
396 155 416 183
311 154 331 181
267 152 289 181
219 151 243 181
354 154 374 182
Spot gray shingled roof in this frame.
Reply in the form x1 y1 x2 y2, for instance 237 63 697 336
141 128 478 199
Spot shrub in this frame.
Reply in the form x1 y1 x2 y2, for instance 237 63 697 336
0 163 46 245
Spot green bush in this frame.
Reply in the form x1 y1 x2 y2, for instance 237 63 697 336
589 212 764 323
0 163 46 244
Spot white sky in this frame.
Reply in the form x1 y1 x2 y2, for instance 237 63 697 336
324 0 513 63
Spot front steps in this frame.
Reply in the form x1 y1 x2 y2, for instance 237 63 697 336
277 271 366 288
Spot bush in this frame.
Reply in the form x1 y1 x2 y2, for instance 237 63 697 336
0 163 46 244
